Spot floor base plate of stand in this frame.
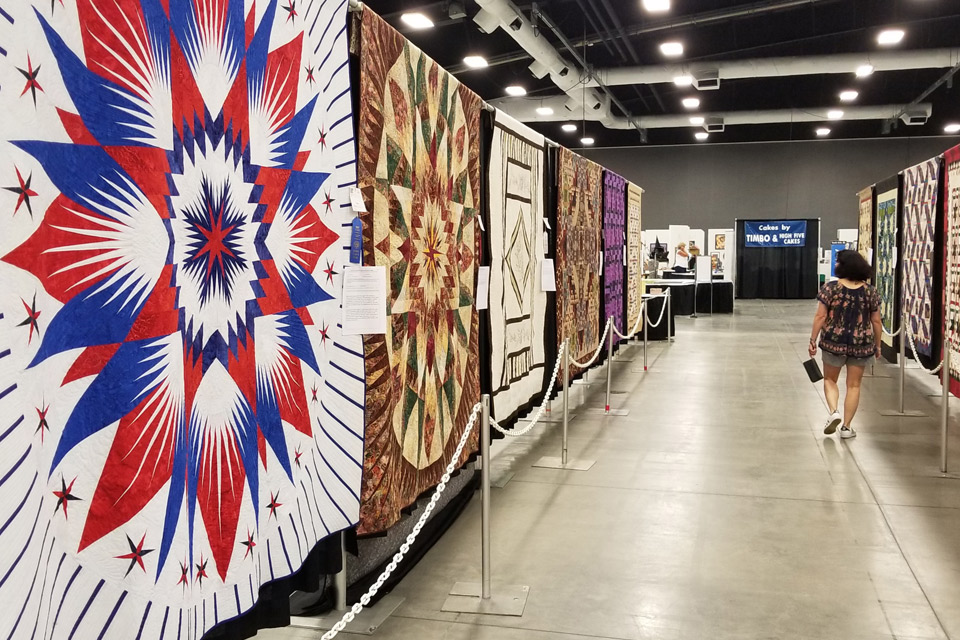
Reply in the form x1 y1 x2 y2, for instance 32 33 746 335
291 595 405 635
878 409 928 417
491 471 515 488
583 408 630 416
518 413 576 424
613 357 636 363
442 583 529 616
572 379 596 386
532 456 596 471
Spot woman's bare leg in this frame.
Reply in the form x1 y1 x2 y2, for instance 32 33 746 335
844 365 866 426
823 363 842 413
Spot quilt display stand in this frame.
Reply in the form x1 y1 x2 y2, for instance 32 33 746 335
879 309 927 417
534 337 596 471
585 316 631 417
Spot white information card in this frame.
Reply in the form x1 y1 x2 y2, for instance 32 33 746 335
342 266 387 335
476 266 490 310
541 259 556 292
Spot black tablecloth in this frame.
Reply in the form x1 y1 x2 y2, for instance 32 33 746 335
642 290 677 339
695 281 734 314
662 271 724 281
646 282 695 316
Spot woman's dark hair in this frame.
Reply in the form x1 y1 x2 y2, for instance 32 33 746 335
834 249 872 282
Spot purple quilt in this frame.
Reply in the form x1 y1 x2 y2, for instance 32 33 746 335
604 171 627 344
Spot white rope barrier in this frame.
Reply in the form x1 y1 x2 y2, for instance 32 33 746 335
612 304 646 340
904 317 945 374
644 294 670 329
568 319 613 369
882 324 902 338
320 401 483 639
490 341 567 437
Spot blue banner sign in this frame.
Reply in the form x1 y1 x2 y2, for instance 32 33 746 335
743 220 807 247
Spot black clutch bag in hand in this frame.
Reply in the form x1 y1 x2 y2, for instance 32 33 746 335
803 358 823 383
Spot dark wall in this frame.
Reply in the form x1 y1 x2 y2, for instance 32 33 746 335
584 135 960 244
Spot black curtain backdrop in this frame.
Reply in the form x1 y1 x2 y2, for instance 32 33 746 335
736 219 820 299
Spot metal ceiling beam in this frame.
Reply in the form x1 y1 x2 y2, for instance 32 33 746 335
884 60 960 132
587 49 960 87
490 96 933 130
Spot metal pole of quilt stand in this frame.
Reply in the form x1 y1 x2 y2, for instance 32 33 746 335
879 309 926 417
643 299 649 371
585 316 630 417
294 533 405 635
444 395 530 616
941 262 953 474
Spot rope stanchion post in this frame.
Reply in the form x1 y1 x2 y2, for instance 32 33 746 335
443 395 530 616
942 343 950 474
879 309 929 418
643 299 648 371
533 338 596 472
667 289 673 341
605 316 613 413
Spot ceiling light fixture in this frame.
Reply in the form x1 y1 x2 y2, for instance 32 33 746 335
946 123 960 134
856 64 874 77
816 128 831 136
839 90 859 102
673 75 694 86
682 97 700 109
536 106 554 116
660 42 683 57
463 55 488 69
562 123 577 132
689 116 705 126
580 137 595 145
400 12 434 29
643 0 670 12
877 29 905 45
827 110 844 120
505 85 527 96
695 132 709 141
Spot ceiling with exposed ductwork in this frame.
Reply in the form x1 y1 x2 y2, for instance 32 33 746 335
358 0 960 147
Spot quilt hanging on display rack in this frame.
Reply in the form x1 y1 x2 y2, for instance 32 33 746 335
555 148 603 380
902 158 940 358
603 171 626 345
487 112 548 423
356 8 481 534
875 183 900 349
944 145 960 397
626 182 644 332
0 1 365 638
858 186 874 262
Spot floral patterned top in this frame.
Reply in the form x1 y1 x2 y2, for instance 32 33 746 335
817 281 881 357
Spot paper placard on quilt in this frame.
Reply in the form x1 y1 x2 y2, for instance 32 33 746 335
901 159 940 357
604 171 627 343
876 186 899 347
0 1 364 637
555 149 603 380
356 9 481 534
488 112 548 422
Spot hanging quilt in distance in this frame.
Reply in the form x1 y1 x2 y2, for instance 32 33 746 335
901 158 940 358
603 171 626 344
487 111 548 423
876 186 899 348
858 186 873 262
355 8 481 535
626 182 644 333
0 1 364 637
943 145 960 397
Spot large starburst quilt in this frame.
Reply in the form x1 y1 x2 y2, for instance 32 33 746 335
876 185 899 348
858 186 873 261
556 148 602 379
487 112 547 423
902 158 940 357
0 1 364 638
603 171 626 344
944 145 960 396
626 182 644 332
355 9 481 535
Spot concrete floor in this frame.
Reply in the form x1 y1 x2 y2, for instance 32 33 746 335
259 300 960 640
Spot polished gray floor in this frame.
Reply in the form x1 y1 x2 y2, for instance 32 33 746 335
260 300 960 640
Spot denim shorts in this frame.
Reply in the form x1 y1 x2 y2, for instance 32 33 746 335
822 350 874 368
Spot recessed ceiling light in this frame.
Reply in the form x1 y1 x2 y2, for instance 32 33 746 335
839 90 858 102
827 110 844 120
400 12 434 29
816 128 831 136
505 85 527 96
562 123 577 132
536 106 554 116
856 64 875 77
682 97 700 109
689 116 705 126
946 123 960 134
660 42 683 57
643 0 670 12
580 137 595 145
877 29 905 45
463 55 488 69
673 75 694 86
695 132 709 141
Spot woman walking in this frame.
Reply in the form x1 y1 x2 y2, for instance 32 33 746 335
808 250 883 439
